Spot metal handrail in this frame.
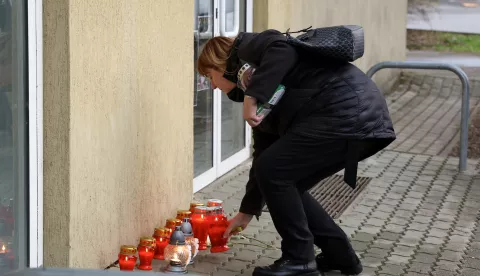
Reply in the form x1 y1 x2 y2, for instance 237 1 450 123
366 61 470 171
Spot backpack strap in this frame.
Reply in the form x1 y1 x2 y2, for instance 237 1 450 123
282 26 313 37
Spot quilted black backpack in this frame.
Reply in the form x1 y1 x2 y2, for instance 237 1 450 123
283 25 365 62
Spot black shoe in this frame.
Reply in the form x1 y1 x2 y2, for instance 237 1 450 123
315 253 363 275
252 258 320 276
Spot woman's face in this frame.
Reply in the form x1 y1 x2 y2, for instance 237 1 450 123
207 69 236 94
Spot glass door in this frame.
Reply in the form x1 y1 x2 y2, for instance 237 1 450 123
0 0 33 271
193 0 216 184
217 0 250 176
193 0 252 191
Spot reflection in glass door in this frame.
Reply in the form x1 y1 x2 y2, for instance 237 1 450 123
193 0 215 178
194 0 252 191
220 0 246 162
0 0 29 271
220 94 245 161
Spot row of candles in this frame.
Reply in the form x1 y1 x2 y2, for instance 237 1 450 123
117 199 230 273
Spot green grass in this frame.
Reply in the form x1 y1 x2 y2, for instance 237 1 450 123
434 32 480 53
407 30 480 54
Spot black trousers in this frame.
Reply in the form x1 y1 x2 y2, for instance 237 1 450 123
253 132 382 263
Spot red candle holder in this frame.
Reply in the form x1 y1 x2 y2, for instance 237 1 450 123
189 202 205 230
118 245 137 271
208 207 230 253
191 206 209 250
153 227 170 260
176 210 192 221
208 201 225 221
137 237 156 270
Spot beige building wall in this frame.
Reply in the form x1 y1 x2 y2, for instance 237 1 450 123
254 0 408 92
43 0 194 268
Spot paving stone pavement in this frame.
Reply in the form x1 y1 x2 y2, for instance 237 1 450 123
385 72 480 156
191 151 480 276
336 151 480 276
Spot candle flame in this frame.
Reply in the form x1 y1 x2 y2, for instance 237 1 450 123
171 253 180 263
1 245 5 252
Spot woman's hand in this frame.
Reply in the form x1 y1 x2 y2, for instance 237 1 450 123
223 212 254 238
243 96 264 127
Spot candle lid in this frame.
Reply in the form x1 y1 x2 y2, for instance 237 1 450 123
120 245 137 255
190 201 205 208
177 210 192 217
154 227 169 237
206 206 216 215
207 199 223 207
139 236 156 247
194 206 208 214
169 226 186 245
180 218 193 237
166 218 182 226
213 206 224 214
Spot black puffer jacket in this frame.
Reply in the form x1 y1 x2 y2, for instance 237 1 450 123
228 29 396 217
231 29 395 140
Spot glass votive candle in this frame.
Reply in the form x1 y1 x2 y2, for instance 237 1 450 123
191 206 209 250
137 237 156 270
118 245 137 271
163 226 192 273
153 227 170 260
208 207 230 253
181 218 199 264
